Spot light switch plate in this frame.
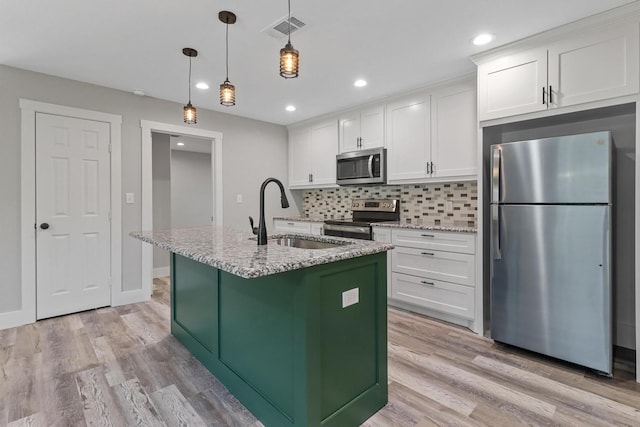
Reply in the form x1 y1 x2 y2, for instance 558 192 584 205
236 194 243 203
125 192 135 204
342 288 359 308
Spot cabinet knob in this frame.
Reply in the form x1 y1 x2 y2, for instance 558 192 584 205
420 280 434 286
421 252 435 256
40 223 50 230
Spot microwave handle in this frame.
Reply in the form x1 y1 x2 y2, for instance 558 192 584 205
367 155 374 178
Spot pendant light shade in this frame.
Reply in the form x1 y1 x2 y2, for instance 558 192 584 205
182 47 198 124
219 11 237 107
220 80 235 106
280 0 299 78
183 103 197 123
280 42 299 78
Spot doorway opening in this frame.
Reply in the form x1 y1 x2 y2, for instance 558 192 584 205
140 121 223 299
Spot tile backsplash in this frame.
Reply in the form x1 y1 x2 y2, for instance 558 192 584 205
303 181 477 227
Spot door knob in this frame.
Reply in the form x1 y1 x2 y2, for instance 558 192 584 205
40 223 50 230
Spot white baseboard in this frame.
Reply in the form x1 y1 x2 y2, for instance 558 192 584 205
0 309 35 331
153 266 170 278
111 289 151 307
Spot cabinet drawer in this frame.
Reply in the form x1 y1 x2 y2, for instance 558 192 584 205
391 273 474 319
392 247 475 286
273 220 312 234
392 229 475 254
372 227 392 243
310 222 324 236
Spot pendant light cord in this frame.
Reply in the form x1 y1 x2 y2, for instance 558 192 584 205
188 56 192 103
225 22 230 81
287 0 291 43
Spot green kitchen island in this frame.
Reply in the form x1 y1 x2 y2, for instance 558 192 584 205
131 226 393 427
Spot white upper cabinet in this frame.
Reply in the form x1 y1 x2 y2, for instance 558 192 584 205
548 24 639 108
288 126 313 187
386 92 431 182
478 23 639 121
288 119 338 189
339 105 384 153
478 48 548 121
310 120 338 186
431 81 477 178
386 77 477 184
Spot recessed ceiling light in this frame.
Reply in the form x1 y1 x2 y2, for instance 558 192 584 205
195 82 209 90
285 105 296 112
472 33 495 46
177 142 185 146
354 79 367 88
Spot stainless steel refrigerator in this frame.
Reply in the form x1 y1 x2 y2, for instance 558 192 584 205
490 131 613 375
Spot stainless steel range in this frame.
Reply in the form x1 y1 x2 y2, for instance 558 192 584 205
323 199 399 240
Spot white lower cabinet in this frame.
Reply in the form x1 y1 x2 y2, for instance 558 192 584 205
391 273 474 320
387 228 477 331
273 219 323 236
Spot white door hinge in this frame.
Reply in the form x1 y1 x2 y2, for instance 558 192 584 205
108 211 112 221
108 143 112 153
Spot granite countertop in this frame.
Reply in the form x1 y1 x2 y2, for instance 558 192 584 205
373 220 477 233
131 226 393 279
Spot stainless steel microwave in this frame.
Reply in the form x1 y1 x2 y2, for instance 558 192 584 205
336 147 386 185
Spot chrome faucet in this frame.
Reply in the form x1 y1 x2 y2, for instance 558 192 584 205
250 177 289 245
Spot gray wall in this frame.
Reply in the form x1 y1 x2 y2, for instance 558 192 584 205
152 133 171 270
170 150 213 228
0 64 298 313
482 105 636 349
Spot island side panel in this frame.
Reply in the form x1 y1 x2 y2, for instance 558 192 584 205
171 253 218 354
312 252 388 427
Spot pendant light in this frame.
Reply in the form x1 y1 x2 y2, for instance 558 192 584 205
279 0 299 78
219 11 237 106
182 47 198 124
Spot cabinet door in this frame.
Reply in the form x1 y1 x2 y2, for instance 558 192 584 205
273 220 312 234
359 105 385 149
548 23 639 108
310 119 338 186
386 92 430 182
310 222 324 236
339 111 360 153
288 126 312 188
431 81 477 178
477 48 548 121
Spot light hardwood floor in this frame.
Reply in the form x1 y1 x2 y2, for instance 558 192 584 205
1 278 638 426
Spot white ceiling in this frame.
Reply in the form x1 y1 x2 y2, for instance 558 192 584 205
0 0 635 125
170 136 212 154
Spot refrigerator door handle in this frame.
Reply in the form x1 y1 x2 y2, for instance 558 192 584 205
491 148 501 203
492 205 501 260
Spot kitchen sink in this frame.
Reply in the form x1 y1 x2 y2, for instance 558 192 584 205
274 237 349 250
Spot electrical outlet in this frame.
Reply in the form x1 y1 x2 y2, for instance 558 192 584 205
342 288 359 308
445 200 453 213
125 193 135 204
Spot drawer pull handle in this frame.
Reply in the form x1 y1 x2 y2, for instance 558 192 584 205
421 252 434 256
421 281 434 286
287 222 295 226
421 234 434 238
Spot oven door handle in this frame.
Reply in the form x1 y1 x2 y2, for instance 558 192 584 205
323 223 371 234
367 155 374 178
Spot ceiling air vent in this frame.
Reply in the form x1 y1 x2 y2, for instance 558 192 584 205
263 15 306 39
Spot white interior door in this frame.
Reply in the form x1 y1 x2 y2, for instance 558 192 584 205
36 113 111 319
